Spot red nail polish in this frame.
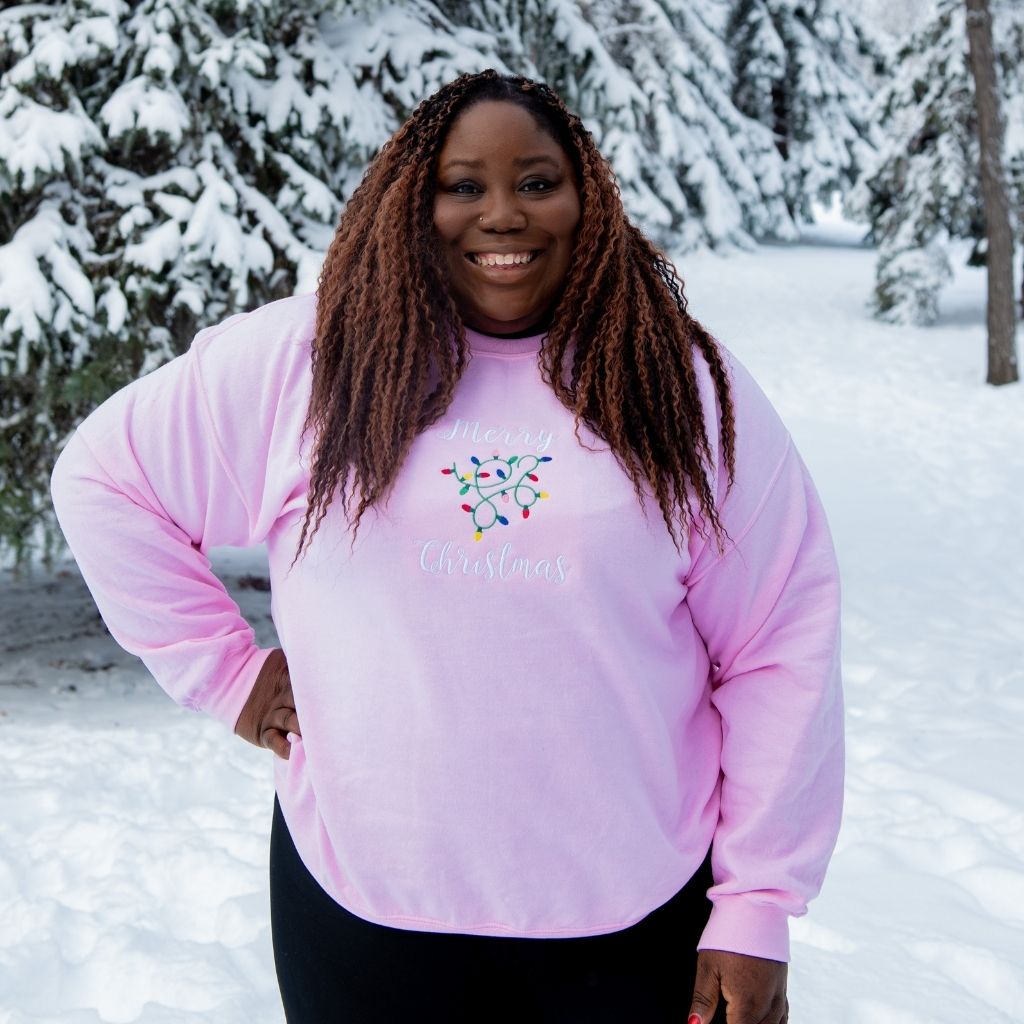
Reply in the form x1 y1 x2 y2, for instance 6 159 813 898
688 1016 702 1024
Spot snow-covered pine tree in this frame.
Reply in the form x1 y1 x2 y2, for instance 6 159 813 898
856 0 936 40
849 0 1024 325
0 0 384 564
436 0 801 248
318 0 503 125
583 0 799 247
1 0 886 564
727 0 886 222
850 0 976 325
1 4 107 565
381 0 883 245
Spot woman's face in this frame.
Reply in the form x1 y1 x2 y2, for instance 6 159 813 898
433 100 581 335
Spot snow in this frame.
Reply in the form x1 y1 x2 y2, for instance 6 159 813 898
0 91 102 185
98 284 128 336
140 34 179 80
123 220 181 275
0 205 94 361
2 223 1023 1022
99 77 190 147
0 215 60 349
7 26 75 83
272 153 338 221
182 167 241 265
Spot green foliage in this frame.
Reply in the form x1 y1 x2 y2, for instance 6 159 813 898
0 0 885 565
727 0 886 221
850 0 1024 324
0 0 358 565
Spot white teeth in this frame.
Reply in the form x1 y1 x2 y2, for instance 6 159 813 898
472 252 536 267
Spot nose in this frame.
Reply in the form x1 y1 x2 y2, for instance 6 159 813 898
478 189 527 232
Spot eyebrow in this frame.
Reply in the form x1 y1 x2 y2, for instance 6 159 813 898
439 155 562 172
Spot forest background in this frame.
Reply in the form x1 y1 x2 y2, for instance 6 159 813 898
1 0 1021 566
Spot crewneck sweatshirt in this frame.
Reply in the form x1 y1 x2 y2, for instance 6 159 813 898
50 292 844 961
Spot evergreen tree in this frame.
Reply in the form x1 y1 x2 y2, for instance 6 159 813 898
278 0 885 248
439 0 809 247
0 0 386 563
728 0 886 221
1 0 884 564
585 0 798 247
850 0 1024 326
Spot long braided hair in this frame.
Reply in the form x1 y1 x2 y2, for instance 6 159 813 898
298 70 736 558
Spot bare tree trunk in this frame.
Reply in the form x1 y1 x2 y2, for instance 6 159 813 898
966 0 1018 385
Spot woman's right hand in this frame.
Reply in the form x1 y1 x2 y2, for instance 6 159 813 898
234 648 301 759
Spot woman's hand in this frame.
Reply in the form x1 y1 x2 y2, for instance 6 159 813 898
688 949 788 1024
234 648 301 759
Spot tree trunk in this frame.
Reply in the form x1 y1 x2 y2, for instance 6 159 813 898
965 0 1019 385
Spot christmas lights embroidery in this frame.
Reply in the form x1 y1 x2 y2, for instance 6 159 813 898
441 453 552 541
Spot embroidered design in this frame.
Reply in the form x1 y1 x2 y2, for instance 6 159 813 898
441 452 552 541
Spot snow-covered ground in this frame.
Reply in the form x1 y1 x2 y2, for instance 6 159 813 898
2 223 1022 1023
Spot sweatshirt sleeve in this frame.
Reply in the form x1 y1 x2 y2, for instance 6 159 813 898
684 354 844 963
49 296 314 730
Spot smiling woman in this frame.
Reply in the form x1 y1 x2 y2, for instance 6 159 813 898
433 100 581 335
51 70 843 1024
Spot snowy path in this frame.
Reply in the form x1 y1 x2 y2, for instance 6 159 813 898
685 226 1024 1023
2 229 1022 1022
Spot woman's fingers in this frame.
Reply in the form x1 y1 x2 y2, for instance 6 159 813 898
235 649 289 746
275 678 302 735
261 707 301 759
261 704 296 734
233 650 302 757
281 692 301 737
261 727 292 760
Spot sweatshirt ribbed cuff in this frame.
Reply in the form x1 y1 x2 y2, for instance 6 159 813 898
697 894 791 962
196 645 275 731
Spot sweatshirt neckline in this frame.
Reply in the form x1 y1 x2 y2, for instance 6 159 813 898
465 327 546 356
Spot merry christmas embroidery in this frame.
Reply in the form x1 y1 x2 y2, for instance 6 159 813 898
441 453 553 541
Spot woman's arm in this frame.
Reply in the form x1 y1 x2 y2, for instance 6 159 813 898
50 296 314 731
684 353 844 960
681 356 841 1022
687 435 844 961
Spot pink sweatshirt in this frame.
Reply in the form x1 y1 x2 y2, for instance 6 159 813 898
50 292 843 961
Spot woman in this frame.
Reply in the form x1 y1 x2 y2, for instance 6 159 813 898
51 71 843 1023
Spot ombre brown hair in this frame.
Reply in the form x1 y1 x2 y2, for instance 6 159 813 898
297 69 736 558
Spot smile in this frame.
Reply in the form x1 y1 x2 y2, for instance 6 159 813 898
466 251 539 267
